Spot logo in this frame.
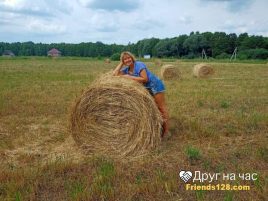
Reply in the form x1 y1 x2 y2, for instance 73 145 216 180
179 170 192 183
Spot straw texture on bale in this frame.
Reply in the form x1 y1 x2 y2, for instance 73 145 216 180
160 64 180 80
193 63 214 78
70 73 163 159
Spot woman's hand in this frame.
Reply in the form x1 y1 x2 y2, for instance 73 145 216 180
117 62 124 68
113 62 124 76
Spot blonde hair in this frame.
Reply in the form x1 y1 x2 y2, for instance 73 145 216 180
120 51 136 63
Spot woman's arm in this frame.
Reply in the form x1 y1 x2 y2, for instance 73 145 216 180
112 62 124 76
121 69 148 84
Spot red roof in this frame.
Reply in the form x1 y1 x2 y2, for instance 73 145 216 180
48 48 61 54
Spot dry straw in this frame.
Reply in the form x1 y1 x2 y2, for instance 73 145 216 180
154 59 163 67
193 63 214 78
70 73 163 160
105 58 111 63
160 64 181 80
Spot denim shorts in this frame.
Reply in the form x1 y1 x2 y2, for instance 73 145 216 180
146 77 165 95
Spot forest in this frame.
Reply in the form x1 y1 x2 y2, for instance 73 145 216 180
1 31 268 59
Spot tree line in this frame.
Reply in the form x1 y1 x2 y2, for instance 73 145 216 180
1 32 268 59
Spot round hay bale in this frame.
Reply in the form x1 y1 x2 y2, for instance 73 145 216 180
104 58 111 63
154 59 163 67
70 73 163 159
160 65 181 80
193 63 214 78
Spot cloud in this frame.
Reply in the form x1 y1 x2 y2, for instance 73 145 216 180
0 0 53 18
89 12 120 32
0 0 267 44
26 19 66 34
78 0 140 11
95 26 118 33
226 0 253 12
0 6 55 18
203 0 232 1
221 17 268 36
200 0 253 12
178 16 193 24
0 17 67 44
46 0 73 14
0 0 72 43
0 19 14 26
0 0 72 18
132 19 164 31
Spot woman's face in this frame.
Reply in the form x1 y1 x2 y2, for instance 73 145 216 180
122 54 134 66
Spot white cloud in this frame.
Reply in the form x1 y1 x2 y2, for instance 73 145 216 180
2 0 21 7
89 12 120 32
0 0 72 17
200 0 253 12
0 0 267 44
26 19 66 34
178 16 193 24
77 0 140 11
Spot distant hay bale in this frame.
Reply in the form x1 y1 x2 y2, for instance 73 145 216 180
154 59 163 67
160 65 181 80
175 59 182 64
193 63 214 78
70 73 163 159
105 58 111 63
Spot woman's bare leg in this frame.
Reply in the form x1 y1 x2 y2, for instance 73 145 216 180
154 92 169 137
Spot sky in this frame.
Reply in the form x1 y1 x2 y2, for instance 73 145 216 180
0 0 267 44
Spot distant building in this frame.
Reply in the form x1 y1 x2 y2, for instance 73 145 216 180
47 48 61 57
144 54 151 59
2 50 15 57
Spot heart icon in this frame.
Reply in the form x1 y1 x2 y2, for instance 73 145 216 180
179 170 192 183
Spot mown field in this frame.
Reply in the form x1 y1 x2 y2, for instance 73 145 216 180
0 57 267 201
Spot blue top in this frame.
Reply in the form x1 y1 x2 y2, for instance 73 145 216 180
121 61 165 95
121 61 153 88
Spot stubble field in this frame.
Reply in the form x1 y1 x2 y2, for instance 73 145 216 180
0 57 267 201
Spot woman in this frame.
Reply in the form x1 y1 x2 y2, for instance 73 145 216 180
113 51 169 137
